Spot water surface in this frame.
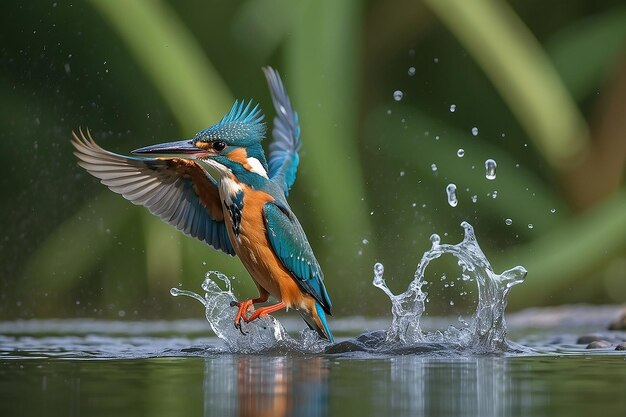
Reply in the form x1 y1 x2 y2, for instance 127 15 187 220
1 315 625 417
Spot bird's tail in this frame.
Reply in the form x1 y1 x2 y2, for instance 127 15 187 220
299 302 334 343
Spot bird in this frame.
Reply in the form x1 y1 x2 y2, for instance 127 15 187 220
71 67 334 342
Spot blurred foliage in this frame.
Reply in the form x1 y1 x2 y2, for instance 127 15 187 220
1 0 625 320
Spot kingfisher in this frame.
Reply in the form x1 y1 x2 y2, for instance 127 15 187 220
72 67 333 342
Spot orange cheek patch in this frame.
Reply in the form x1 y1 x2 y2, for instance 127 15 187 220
195 141 211 150
227 148 249 165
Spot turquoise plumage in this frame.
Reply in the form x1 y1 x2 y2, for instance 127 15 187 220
72 67 334 342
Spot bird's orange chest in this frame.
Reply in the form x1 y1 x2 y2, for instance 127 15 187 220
218 177 303 305
219 177 271 244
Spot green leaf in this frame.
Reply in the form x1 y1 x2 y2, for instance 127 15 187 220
424 0 589 169
501 190 626 308
21 193 136 293
90 0 233 133
366 106 568 237
546 7 626 101
285 0 373 269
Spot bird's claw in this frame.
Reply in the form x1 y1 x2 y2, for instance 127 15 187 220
232 299 254 335
234 318 248 335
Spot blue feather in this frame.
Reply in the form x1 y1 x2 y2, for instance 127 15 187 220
263 202 332 314
315 302 334 342
263 67 301 196
195 100 265 146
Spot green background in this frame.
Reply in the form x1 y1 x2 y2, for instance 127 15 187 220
1 0 625 320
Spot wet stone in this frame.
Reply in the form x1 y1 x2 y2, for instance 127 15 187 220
324 331 386 354
577 334 603 344
615 342 626 351
586 340 612 349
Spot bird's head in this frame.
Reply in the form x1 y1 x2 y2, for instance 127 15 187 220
132 100 269 182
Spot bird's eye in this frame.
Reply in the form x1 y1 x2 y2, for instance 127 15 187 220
212 141 226 152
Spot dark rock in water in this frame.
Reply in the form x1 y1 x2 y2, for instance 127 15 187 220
615 342 626 351
181 347 204 353
324 331 467 355
608 310 626 330
324 330 386 354
577 335 603 344
586 340 612 349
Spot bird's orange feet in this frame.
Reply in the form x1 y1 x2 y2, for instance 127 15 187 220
230 299 254 334
244 301 287 323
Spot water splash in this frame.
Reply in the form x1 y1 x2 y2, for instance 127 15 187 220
446 184 458 207
485 159 497 180
173 224 525 355
372 222 526 351
171 272 326 353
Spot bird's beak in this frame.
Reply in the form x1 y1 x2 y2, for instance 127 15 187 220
131 139 205 156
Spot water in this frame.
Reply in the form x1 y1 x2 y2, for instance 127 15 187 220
372 222 526 351
1 315 626 417
169 223 526 354
485 158 497 180
446 184 458 207
393 90 403 101
2 225 626 416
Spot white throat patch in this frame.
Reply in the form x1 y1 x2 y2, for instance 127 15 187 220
220 177 243 203
246 157 268 179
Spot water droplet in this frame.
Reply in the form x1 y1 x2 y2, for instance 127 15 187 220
457 148 465 157
431 163 438 172
446 183 458 207
505 218 512 226
374 263 384 276
491 190 498 199
449 104 456 113
408 66 416 76
550 208 556 214
471 195 478 203
449 300 455 306
393 90 403 101
485 159 497 180
399 171 405 177
170 288 181 296
471 127 479 136
429 234 441 246
362 239 369 245
527 224 534 229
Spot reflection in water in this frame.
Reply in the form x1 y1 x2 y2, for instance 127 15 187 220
203 356 328 417
389 356 512 417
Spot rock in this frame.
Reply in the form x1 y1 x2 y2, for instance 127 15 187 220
577 335 603 344
586 340 612 349
615 342 626 351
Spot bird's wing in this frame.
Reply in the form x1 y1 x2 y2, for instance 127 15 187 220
72 129 235 255
263 67 301 197
262 202 331 313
